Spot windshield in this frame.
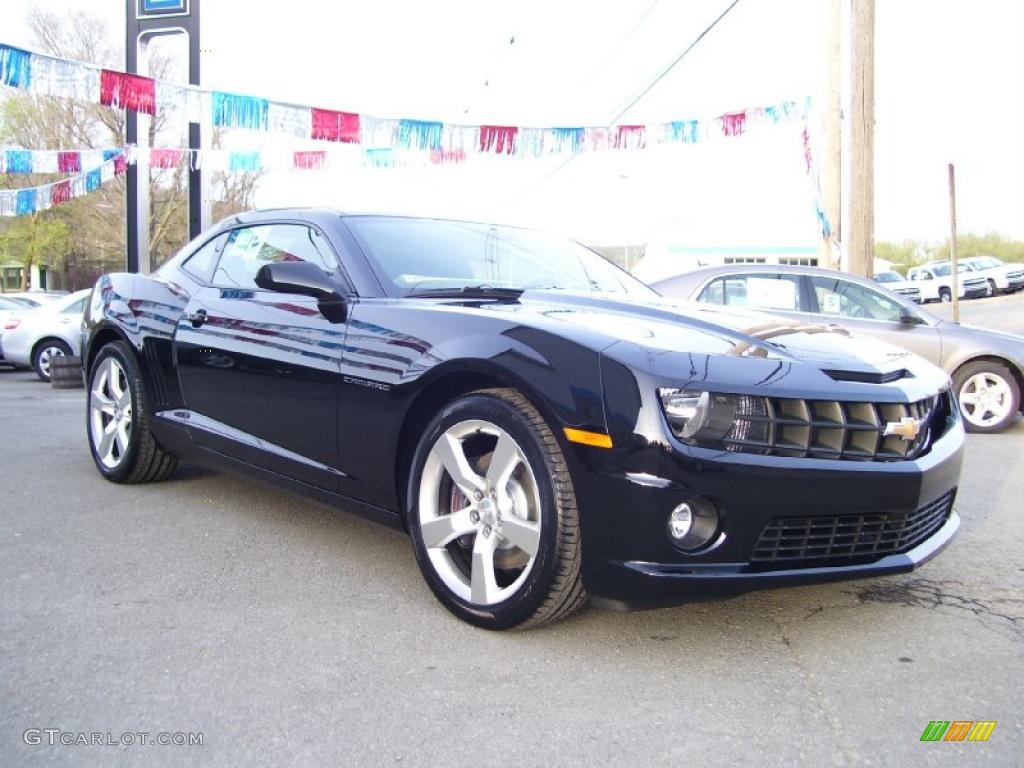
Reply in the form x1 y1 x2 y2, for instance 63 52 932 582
875 272 901 283
971 257 1002 269
345 217 657 298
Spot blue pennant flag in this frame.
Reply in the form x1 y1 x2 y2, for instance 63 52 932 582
228 151 261 172
397 120 443 150
212 92 270 131
5 150 32 174
0 44 33 89
15 188 37 215
85 168 102 192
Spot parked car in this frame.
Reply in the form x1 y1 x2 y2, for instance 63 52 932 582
958 256 1024 296
0 296 28 365
1 289 90 380
653 263 1024 432
873 270 921 303
906 263 988 303
82 210 962 629
3 290 69 305
4 296 43 308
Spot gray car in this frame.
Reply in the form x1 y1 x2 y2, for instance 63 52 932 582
652 264 1024 433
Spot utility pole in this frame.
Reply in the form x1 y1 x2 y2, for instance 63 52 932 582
948 163 960 324
847 0 875 277
819 0 842 269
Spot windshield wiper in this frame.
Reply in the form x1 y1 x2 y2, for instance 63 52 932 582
407 285 524 300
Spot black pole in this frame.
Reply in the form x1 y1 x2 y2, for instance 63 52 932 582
125 0 140 273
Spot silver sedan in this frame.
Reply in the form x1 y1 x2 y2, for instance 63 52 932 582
1 289 90 381
653 264 1024 433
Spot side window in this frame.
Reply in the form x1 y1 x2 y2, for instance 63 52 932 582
811 277 902 322
723 273 803 311
698 278 725 304
212 224 341 291
62 297 87 315
182 236 222 282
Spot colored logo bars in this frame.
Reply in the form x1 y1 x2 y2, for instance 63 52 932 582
920 721 997 742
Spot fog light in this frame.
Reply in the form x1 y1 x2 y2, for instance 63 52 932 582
666 498 719 551
668 504 693 540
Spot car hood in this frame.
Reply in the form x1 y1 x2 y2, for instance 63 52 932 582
508 291 913 370
452 290 951 402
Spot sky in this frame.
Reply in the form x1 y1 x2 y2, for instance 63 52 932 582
4 0 1023 248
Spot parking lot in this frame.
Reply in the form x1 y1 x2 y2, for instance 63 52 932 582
0 364 1021 766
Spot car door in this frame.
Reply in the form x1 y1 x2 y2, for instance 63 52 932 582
172 221 351 490
803 275 943 366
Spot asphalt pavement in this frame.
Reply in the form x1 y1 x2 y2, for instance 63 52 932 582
2 349 1023 766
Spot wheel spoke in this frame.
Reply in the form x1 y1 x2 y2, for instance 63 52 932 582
500 515 540 557
98 422 116 460
107 358 124 399
91 390 116 416
115 421 130 456
421 508 477 549
470 531 499 604
486 431 521 492
432 433 485 497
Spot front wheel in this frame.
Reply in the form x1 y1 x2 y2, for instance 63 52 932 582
987 279 997 297
939 287 952 303
954 361 1020 433
87 341 178 482
407 388 586 629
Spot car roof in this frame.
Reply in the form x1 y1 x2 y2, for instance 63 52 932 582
652 262 881 285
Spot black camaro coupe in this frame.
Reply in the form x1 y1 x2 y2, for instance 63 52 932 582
82 210 964 629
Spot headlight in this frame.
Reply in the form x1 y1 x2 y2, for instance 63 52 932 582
659 389 739 441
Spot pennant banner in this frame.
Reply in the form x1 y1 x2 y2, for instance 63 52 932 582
0 42 803 158
0 150 125 217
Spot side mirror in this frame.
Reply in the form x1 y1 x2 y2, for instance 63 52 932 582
255 262 347 322
899 307 923 325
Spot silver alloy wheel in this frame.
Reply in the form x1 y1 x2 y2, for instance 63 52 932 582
89 357 133 469
418 419 542 606
37 345 65 378
958 371 1013 428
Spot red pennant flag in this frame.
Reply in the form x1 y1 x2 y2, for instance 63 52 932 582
51 179 73 206
293 151 327 169
114 154 127 175
720 111 747 137
479 125 518 154
151 148 184 169
57 151 81 173
100 70 157 115
311 108 360 143
613 125 646 150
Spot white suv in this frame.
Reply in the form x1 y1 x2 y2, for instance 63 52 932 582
959 256 1024 296
906 262 989 303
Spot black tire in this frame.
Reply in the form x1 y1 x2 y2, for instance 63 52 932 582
86 341 178 483
953 360 1021 434
938 287 952 303
407 388 586 629
32 338 71 382
987 279 997 297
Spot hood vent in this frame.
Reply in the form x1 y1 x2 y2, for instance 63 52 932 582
823 368 910 384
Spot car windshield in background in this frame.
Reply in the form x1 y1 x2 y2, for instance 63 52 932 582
875 272 902 283
345 217 656 298
971 257 1002 269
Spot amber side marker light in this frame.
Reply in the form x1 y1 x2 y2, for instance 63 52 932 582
563 427 613 448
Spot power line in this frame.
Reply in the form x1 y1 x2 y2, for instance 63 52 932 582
582 0 663 89
511 0 744 201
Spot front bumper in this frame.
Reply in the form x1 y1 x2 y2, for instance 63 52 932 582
572 414 964 610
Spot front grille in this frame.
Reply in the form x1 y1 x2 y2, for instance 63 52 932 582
721 391 949 461
751 490 955 565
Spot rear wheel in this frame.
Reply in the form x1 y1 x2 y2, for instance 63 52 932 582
987 278 997 297
32 338 71 381
954 360 1020 433
87 341 178 482
939 287 952 303
407 388 586 629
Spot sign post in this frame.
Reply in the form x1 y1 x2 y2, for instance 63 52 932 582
125 0 209 273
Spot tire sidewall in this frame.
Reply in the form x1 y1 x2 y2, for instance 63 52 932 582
86 342 145 481
407 392 564 629
954 362 1021 433
33 339 71 381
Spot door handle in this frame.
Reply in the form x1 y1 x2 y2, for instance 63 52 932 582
187 309 208 328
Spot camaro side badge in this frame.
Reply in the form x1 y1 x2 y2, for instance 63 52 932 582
884 416 922 442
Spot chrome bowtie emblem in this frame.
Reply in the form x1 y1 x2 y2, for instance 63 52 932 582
884 416 921 442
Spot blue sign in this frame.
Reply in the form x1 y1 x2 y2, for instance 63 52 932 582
138 0 189 17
